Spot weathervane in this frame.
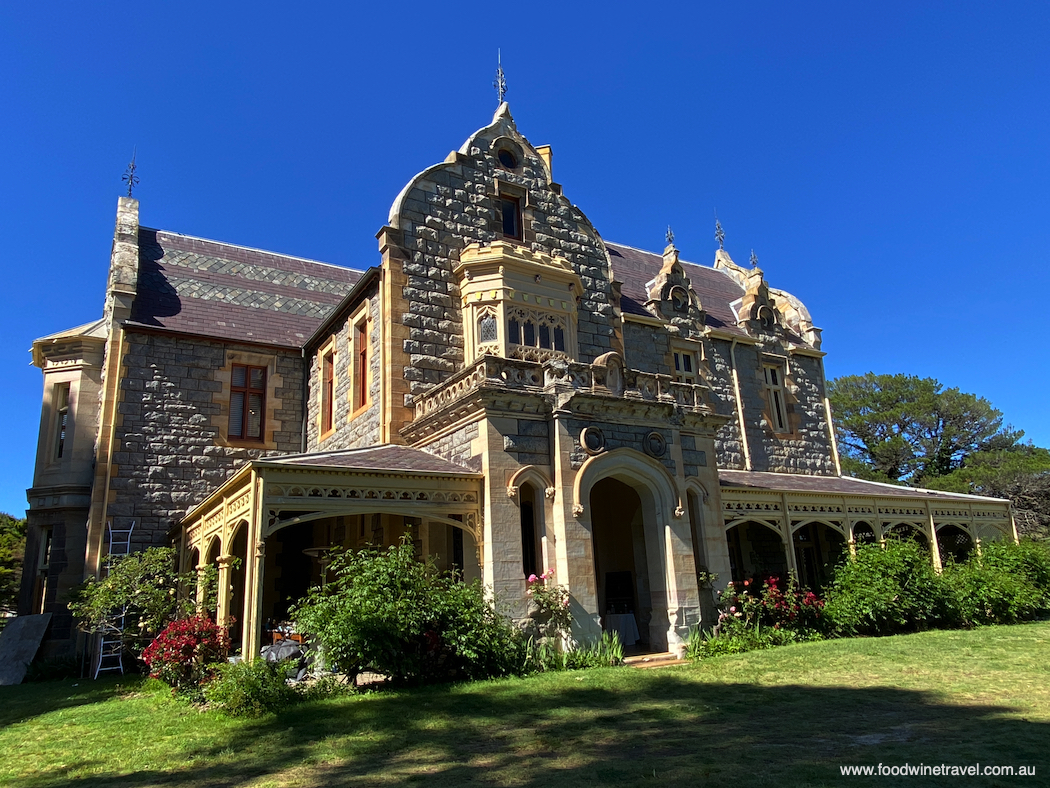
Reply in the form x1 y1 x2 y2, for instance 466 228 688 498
750 249 759 268
714 215 725 250
493 49 507 104
666 225 675 246
122 150 139 197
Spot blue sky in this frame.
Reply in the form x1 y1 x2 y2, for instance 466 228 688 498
2 2 1048 516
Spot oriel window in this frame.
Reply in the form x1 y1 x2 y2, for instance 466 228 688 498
230 364 266 441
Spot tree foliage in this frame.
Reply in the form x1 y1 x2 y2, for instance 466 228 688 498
0 513 27 616
924 447 1050 539
68 546 214 653
829 373 1021 484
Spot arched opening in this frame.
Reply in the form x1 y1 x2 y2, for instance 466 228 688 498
259 512 481 649
726 521 787 583
590 477 650 649
228 523 249 649
519 483 543 577
792 522 846 591
937 525 974 564
852 522 876 545
886 523 929 547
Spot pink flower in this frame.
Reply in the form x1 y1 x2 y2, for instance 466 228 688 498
527 574 539 583
729 606 736 613
541 569 554 579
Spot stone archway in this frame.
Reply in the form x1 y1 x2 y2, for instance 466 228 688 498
573 448 697 654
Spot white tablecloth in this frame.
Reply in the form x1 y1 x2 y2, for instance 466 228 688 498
605 613 640 646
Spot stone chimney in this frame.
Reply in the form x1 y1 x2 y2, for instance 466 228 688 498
104 196 139 327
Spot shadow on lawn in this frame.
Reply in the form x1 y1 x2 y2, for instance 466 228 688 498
0 676 134 729
21 671 1050 787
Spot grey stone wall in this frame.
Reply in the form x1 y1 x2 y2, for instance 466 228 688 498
500 418 550 467
564 418 678 476
305 288 383 451
109 331 304 547
622 322 670 375
423 421 482 472
393 111 617 401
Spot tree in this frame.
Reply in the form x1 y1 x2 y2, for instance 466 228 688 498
828 373 1022 484
0 513 27 617
923 447 1050 539
68 546 214 654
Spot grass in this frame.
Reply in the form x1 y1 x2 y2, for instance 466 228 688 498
1 623 1048 787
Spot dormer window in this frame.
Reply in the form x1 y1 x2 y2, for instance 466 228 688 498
500 195 522 240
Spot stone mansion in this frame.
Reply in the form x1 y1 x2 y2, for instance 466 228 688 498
21 103 1016 659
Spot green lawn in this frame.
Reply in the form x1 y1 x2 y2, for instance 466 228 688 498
2 623 1048 787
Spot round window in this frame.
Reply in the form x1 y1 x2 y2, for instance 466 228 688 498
497 148 518 169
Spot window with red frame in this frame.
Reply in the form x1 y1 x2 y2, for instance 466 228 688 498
229 364 266 441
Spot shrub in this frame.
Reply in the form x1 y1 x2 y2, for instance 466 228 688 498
141 615 231 698
204 659 300 717
940 541 1050 626
688 574 825 660
68 547 216 654
822 540 954 636
293 538 525 685
526 570 572 642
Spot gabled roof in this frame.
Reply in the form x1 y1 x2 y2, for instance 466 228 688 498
258 445 482 476
35 318 108 343
605 242 748 336
127 229 361 348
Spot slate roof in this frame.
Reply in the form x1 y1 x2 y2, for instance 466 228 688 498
127 228 361 348
718 469 1006 503
605 242 748 336
259 445 482 476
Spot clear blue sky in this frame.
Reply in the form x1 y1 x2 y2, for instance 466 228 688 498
2 2 1048 516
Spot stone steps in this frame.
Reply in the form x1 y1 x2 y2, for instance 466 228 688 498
623 652 690 669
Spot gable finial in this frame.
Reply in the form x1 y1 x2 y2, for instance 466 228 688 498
714 211 725 250
750 249 759 268
121 148 139 198
666 225 675 246
493 49 507 105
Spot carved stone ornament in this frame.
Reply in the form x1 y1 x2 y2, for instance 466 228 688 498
572 503 585 518
580 426 606 455
544 487 556 499
507 486 518 500
674 506 686 519
644 431 667 458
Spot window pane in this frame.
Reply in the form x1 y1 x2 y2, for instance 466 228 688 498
684 355 693 373
479 314 497 343
674 353 681 371
508 319 520 344
538 323 550 349
249 367 265 390
232 365 246 388
247 393 263 439
229 392 245 437
553 326 565 352
501 197 520 239
522 321 535 347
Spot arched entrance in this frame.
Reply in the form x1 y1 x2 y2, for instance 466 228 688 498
590 478 651 649
574 448 698 654
726 521 788 583
937 525 974 564
792 522 846 591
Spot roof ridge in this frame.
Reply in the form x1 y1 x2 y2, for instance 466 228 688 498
141 226 365 275
605 239 718 273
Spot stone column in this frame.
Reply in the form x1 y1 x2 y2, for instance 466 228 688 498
550 410 601 641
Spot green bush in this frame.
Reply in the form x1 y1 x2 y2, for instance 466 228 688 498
204 659 300 717
687 621 800 659
822 540 954 636
940 540 1050 626
293 538 526 685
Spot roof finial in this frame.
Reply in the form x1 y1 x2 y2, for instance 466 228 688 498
121 149 139 198
493 49 507 105
714 211 725 250
750 249 759 268
666 225 675 246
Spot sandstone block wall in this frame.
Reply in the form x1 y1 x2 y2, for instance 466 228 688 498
109 331 304 547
